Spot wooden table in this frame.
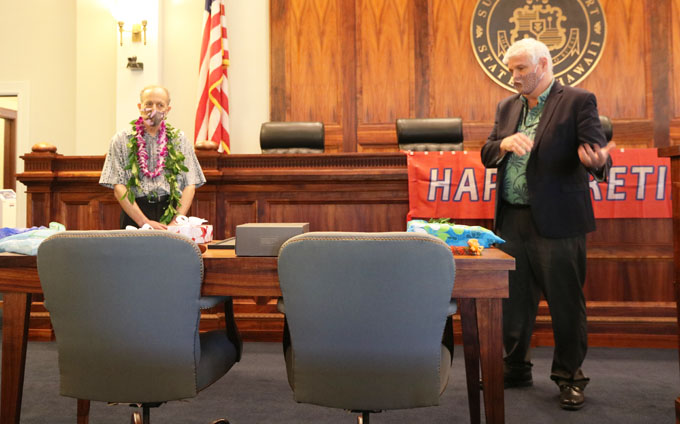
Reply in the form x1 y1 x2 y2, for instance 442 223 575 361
0 248 513 424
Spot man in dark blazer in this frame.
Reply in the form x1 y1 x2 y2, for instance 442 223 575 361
481 38 614 410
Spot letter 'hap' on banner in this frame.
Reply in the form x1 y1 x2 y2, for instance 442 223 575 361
406 149 671 220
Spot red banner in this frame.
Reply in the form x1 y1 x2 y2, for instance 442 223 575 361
406 148 671 220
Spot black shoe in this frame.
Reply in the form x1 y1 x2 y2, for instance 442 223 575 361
559 384 585 410
504 374 533 388
504 368 533 388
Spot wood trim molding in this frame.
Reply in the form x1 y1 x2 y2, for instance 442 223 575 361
270 0 287 121
413 0 430 118
0 107 17 120
341 0 358 152
0 107 17 190
648 0 672 147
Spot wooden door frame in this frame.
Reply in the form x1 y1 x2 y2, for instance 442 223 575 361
0 106 16 191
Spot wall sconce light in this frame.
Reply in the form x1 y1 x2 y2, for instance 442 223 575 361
117 20 147 46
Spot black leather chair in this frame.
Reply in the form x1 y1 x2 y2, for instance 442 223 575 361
396 118 464 151
600 115 613 142
260 121 324 153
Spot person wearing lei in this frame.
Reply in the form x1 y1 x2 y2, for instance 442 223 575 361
99 85 206 229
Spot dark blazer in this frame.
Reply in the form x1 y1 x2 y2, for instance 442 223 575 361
480 81 610 238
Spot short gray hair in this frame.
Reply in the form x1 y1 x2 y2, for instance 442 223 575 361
503 38 552 70
139 85 171 104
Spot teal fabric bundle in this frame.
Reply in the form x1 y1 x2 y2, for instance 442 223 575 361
406 219 504 248
0 222 66 255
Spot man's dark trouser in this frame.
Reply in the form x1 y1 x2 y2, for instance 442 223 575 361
497 205 590 389
119 195 170 229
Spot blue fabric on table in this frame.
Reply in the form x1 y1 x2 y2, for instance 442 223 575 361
407 219 504 248
0 226 44 240
0 223 65 255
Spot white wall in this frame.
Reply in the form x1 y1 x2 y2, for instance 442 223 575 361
162 0 203 143
0 0 270 227
163 0 269 153
115 0 163 132
0 1 76 227
0 2 77 154
223 0 270 153
75 0 118 155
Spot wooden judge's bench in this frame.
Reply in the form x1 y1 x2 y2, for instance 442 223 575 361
15 145 676 347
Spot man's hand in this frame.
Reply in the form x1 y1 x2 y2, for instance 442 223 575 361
144 220 167 230
578 141 616 170
500 133 534 156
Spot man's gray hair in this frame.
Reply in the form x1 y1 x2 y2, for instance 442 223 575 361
139 85 171 104
503 38 553 70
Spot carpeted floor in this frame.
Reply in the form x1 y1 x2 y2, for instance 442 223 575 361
5 341 678 423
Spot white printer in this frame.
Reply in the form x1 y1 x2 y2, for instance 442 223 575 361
0 189 17 228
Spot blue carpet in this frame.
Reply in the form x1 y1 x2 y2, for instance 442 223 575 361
4 341 677 423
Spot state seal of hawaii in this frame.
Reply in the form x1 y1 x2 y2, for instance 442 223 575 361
470 0 606 92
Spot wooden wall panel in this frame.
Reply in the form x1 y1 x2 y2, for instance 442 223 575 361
192 190 218 233
430 1 506 122
97 197 122 230
192 192 217 224
287 0 342 124
585 261 674 301
272 0 671 150
56 194 93 230
586 218 674 305
588 218 673 245
671 0 680 143
355 0 414 151
267 201 409 231
578 0 648 119
223 200 258 237
356 0 413 124
649 0 672 147
272 0 346 152
674 0 680 118
26 191 49 228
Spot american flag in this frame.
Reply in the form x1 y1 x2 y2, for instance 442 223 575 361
194 0 230 153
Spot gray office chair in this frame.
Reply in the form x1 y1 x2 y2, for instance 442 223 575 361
396 117 464 151
260 121 325 153
600 115 613 142
37 230 242 424
277 232 456 423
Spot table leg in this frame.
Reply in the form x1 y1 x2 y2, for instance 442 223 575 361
1 292 31 424
77 399 90 424
477 298 504 424
459 298 480 424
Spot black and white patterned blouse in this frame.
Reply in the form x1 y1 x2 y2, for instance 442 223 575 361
99 129 206 198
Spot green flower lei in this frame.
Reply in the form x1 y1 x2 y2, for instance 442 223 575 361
121 118 189 225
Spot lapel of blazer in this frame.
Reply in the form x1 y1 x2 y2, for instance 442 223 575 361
532 81 564 149
505 95 524 136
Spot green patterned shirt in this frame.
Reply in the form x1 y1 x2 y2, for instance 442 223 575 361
502 80 555 205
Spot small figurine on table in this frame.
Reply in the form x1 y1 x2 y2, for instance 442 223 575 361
467 238 484 256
